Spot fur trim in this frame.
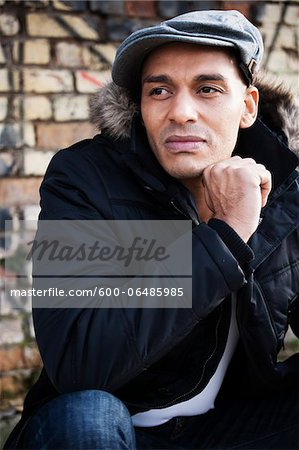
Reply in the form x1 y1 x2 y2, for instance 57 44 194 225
89 72 299 156
255 71 299 156
89 81 137 139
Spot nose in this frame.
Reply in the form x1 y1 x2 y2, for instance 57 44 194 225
168 90 198 124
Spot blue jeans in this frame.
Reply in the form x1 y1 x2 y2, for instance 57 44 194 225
20 389 298 449
21 390 136 449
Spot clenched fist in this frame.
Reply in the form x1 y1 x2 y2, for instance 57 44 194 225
202 156 272 242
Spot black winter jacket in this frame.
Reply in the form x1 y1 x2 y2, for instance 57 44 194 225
5 74 299 448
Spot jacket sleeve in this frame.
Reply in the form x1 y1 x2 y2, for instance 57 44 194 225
33 147 253 393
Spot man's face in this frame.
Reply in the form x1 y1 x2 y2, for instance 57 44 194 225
141 43 258 182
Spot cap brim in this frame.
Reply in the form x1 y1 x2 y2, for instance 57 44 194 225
112 34 234 92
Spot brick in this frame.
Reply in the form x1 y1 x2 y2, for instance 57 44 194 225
90 43 116 65
251 3 266 23
24 0 49 6
13 40 51 65
0 317 23 345
222 1 251 18
0 97 8 120
260 3 283 24
27 13 69 37
0 346 23 371
36 122 95 150
8 298 28 317
107 18 157 41
0 212 12 248
23 69 73 93
0 69 20 92
259 23 277 49
24 122 35 147
0 124 21 148
0 123 35 148
53 95 89 121
24 149 54 175
0 177 43 207
27 13 101 40
267 50 288 72
24 39 51 64
0 44 5 63
106 17 132 41
261 24 296 50
281 74 299 97
90 0 125 15
0 13 20 36
190 1 220 11
7 397 24 412
52 0 72 10
12 41 20 63
75 70 111 93
126 1 156 19
23 205 40 221
55 42 84 67
23 345 42 368
157 0 188 18
0 152 16 176
82 46 107 70
1 369 39 396
68 15 103 41
1 375 25 395
285 5 299 26
52 0 87 11
13 96 52 120
285 51 299 72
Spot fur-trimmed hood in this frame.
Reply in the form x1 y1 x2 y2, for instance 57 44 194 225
89 72 299 157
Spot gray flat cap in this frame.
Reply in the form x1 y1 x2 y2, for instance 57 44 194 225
112 9 264 91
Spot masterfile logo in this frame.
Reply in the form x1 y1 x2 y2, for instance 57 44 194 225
3 220 192 310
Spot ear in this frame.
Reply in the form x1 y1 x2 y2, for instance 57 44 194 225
240 86 259 129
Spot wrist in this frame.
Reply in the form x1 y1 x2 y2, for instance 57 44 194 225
208 218 254 267
213 215 255 243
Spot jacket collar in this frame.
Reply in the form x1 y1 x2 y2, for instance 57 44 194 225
236 118 298 192
90 71 299 160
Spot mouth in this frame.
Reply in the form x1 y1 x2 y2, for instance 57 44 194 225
164 135 207 152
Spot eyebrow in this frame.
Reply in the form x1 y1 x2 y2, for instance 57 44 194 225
142 74 171 84
142 73 227 84
194 74 226 82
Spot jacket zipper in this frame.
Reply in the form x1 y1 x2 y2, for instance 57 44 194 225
149 304 224 409
170 200 190 219
148 198 220 409
170 199 200 226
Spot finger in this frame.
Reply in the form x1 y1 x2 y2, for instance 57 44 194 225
258 168 272 207
202 164 214 186
202 183 216 215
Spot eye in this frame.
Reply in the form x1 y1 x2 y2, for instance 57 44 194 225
198 86 220 95
149 87 171 96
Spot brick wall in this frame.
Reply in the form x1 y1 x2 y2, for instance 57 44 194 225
0 0 298 438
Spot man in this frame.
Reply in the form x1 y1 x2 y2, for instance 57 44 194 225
5 9 299 450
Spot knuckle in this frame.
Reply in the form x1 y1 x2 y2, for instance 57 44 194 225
207 163 219 174
256 163 266 171
203 165 211 177
244 157 256 164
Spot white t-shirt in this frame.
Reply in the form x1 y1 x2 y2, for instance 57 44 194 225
132 295 239 427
